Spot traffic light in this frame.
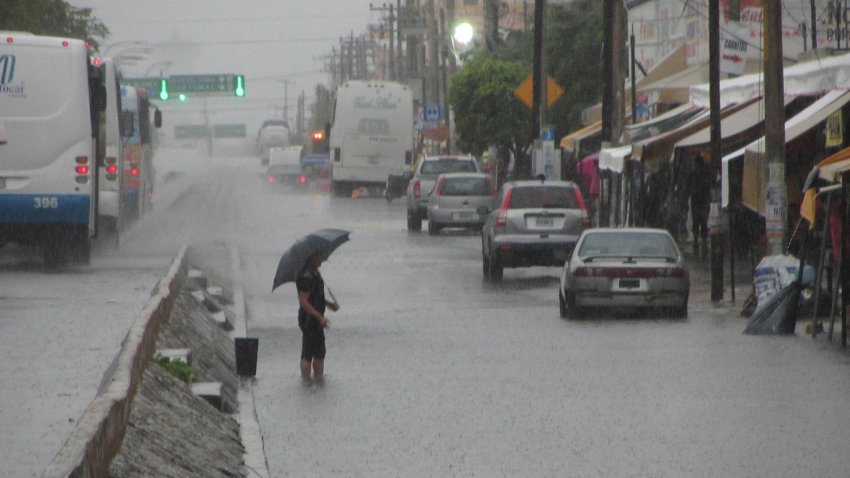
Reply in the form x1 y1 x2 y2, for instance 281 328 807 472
178 93 188 102
311 130 324 142
158 78 169 101
234 74 245 97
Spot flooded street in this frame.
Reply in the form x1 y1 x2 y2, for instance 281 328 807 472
223 165 850 477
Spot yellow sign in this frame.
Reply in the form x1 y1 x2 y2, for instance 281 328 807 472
826 110 843 148
514 74 564 109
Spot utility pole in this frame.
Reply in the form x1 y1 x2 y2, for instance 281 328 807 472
764 0 787 256
371 3 396 80
426 0 439 105
709 0 723 301
484 0 500 51
600 0 626 227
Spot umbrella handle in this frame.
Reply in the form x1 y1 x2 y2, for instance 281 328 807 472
326 285 340 309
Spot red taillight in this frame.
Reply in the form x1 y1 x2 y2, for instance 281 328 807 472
6 37 13 44
130 168 140 177
267 176 276 183
106 164 118 174
573 267 591 277
413 179 421 200
76 165 89 175
433 177 444 197
668 267 686 277
299 175 308 184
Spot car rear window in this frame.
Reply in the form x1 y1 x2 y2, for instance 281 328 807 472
578 232 678 259
507 186 579 209
439 177 493 196
421 160 477 175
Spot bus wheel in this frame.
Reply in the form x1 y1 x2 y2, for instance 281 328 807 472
69 228 91 265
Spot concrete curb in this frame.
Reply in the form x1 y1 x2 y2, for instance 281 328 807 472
229 243 272 478
42 245 189 478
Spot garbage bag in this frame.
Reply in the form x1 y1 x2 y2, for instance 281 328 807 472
744 282 799 335
753 254 814 308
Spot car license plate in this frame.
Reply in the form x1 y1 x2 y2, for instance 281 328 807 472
0 178 5 189
454 212 473 220
618 279 640 289
535 217 553 227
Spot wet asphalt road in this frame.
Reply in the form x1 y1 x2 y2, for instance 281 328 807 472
231 171 850 477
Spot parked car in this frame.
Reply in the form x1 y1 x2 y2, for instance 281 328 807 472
406 155 481 231
426 173 497 235
480 178 590 281
559 228 690 319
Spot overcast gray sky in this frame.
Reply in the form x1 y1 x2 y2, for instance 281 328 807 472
67 0 384 130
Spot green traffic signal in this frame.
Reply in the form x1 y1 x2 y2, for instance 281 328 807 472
178 93 187 102
159 78 169 101
234 75 245 97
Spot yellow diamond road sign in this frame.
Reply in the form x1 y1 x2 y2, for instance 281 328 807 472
514 74 564 109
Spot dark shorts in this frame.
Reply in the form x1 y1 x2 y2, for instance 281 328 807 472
300 327 326 361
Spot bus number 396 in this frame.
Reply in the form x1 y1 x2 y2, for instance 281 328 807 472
34 197 59 209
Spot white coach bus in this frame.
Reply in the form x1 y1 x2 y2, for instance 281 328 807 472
0 33 106 265
328 80 413 197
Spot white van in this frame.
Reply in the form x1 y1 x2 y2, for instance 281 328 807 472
0 32 106 265
328 80 413 196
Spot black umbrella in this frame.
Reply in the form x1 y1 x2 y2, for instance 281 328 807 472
272 228 351 291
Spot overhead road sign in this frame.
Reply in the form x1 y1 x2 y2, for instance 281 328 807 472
122 77 161 92
170 74 239 95
213 124 247 138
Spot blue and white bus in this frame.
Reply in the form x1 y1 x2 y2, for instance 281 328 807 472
120 86 159 220
0 33 106 265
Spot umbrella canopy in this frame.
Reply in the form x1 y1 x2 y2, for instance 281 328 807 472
272 228 351 291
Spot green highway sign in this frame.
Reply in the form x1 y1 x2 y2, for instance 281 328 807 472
174 124 208 139
121 77 161 92
213 124 247 138
170 74 235 94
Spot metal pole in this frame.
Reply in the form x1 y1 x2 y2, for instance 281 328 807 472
814 193 832 337
710 0 724 301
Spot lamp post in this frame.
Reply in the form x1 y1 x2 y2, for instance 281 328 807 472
99 41 149 58
143 61 172 77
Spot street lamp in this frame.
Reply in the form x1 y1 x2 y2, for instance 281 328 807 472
453 22 474 45
143 61 173 77
99 40 149 58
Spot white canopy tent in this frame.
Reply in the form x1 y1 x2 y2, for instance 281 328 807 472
690 51 850 108
598 146 633 174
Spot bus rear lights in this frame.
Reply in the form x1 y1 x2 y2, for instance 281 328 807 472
267 176 276 183
75 156 89 164
6 37 13 44
299 175 308 184
75 165 89 175
106 164 118 174
130 168 140 177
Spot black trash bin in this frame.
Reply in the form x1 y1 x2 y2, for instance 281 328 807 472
234 337 259 376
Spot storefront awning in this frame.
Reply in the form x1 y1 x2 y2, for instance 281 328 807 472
598 146 632 173
559 120 602 152
639 63 709 105
631 99 755 171
740 89 850 214
622 103 703 143
690 51 850 107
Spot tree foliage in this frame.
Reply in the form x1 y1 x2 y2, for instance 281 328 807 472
447 56 532 162
545 0 605 136
0 0 110 48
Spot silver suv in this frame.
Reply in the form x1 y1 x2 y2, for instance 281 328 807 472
406 155 480 231
480 178 591 281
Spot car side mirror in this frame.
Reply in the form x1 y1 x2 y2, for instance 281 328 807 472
476 205 490 215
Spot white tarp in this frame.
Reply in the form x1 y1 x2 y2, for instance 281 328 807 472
690 51 850 107
598 146 632 173
721 147 746 207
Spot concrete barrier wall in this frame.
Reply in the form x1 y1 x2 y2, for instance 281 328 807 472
42 245 189 478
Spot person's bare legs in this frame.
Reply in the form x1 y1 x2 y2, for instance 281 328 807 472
312 359 324 379
300 359 312 379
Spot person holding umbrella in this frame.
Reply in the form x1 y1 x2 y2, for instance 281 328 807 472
296 250 339 382
273 228 350 382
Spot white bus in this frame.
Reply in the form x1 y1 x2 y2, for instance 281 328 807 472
96 57 127 236
0 33 106 265
328 80 413 196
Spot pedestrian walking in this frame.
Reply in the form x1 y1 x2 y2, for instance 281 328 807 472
688 155 712 258
296 250 339 382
